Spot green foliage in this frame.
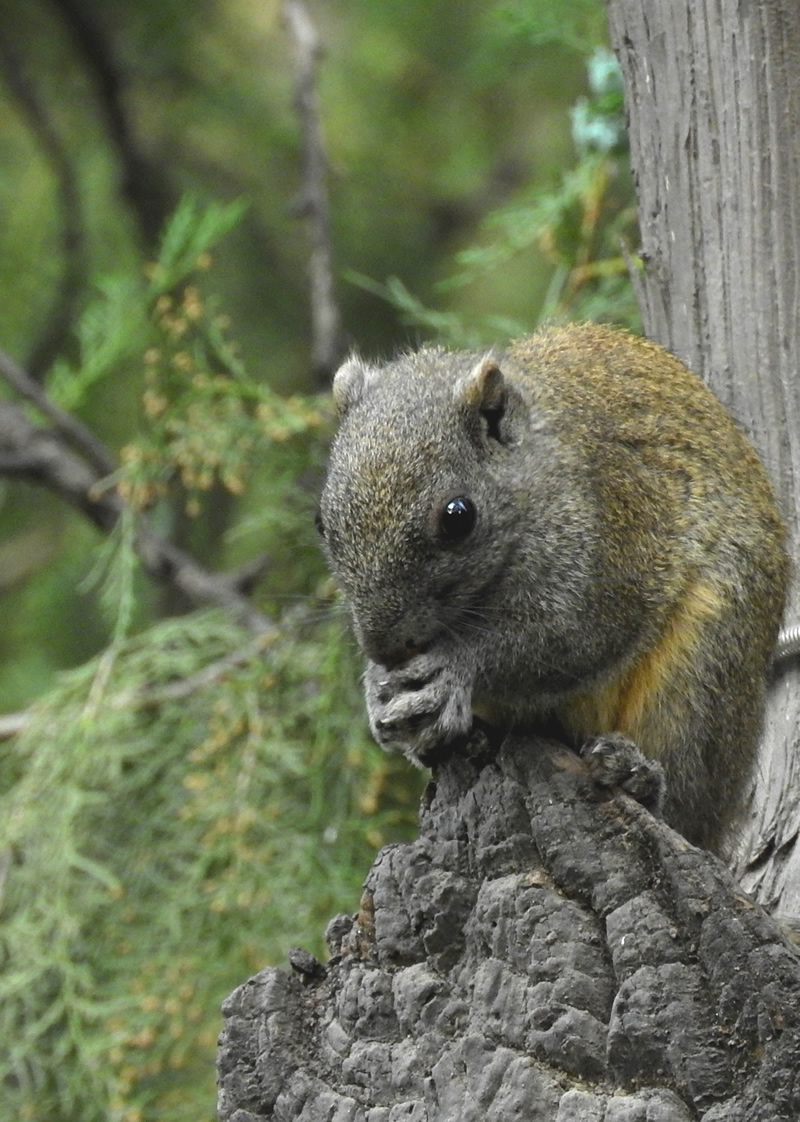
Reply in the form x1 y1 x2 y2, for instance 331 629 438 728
0 188 424 1122
47 193 332 586
0 2 641 1119
46 196 248 417
345 47 639 347
46 275 147 415
571 47 627 155
489 0 608 55
0 608 420 1122
83 507 140 644
118 266 330 519
153 197 249 293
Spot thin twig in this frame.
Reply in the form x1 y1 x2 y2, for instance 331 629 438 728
0 347 116 477
0 393 274 634
283 0 343 382
134 527 275 634
131 632 279 708
0 632 280 742
0 31 87 379
46 0 175 246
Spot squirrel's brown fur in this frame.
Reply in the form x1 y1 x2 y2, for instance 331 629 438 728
319 324 789 852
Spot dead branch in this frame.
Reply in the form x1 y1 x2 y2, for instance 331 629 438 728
46 0 175 247
0 388 274 635
0 348 115 477
0 29 87 379
283 0 343 383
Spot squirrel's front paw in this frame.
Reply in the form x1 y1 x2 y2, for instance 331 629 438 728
580 732 665 814
364 657 472 765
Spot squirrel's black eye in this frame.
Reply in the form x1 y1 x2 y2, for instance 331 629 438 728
314 508 326 538
439 496 477 542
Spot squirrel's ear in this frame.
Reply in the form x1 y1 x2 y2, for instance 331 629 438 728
455 356 507 440
332 356 379 416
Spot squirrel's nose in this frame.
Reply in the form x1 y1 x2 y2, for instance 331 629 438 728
363 635 426 670
358 618 434 670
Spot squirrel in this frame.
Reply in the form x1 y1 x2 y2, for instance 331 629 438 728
317 323 790 852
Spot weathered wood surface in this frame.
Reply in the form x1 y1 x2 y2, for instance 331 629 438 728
606 0 800 913
217 732 800 1121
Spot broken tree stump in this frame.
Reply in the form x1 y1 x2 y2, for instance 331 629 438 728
217 731 800 1121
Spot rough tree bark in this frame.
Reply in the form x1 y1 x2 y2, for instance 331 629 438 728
217 732 800 1120
216 2 800 1118
605 0 800 914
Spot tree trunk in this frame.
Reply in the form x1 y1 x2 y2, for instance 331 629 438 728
606 0 800 914
217 731 800 1121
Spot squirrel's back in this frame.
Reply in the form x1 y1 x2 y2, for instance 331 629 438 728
513 326 787 843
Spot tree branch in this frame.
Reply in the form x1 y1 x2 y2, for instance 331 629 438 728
0 401 118 529
0 30 87 379
0 347 115 477
283 0 343 383
0 632 278 741
0 391 274 635
45 0 175 247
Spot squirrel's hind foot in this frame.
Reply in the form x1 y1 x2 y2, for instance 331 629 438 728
578 732 666 814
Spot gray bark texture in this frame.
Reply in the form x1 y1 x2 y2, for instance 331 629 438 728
216 732 800 1121
605 0 800 912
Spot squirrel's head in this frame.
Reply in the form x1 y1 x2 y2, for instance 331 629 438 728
317 346 536 668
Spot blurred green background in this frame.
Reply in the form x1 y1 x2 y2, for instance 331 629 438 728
0 1 637 1118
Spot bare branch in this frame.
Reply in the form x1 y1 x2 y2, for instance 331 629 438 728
0 633 278 741
0 348 116 477
0 393 274 635
46 0 175 247
130 633 278 708
0 401 118 529
133 528 275 634
0 30 87 379
283 0 343 383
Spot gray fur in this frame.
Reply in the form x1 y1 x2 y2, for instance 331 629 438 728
318 324 789 852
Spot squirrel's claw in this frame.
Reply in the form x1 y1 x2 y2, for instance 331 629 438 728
364 657 472 764
580 732 666 814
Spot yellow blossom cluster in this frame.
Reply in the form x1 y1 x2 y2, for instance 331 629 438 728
115 268 332 523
